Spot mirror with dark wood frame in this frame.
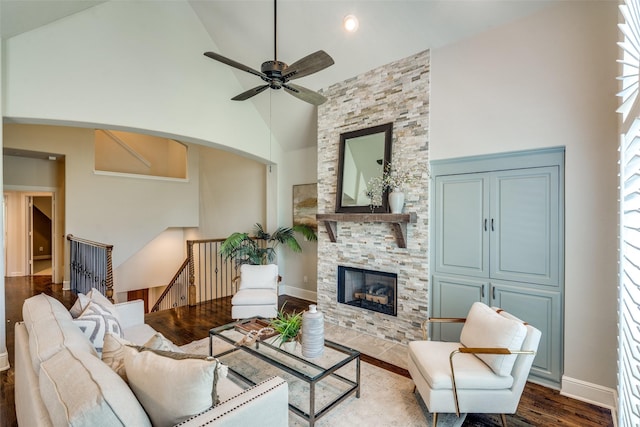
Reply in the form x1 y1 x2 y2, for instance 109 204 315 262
335 123 393 213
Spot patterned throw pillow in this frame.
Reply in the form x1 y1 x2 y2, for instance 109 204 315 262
73 301 123 357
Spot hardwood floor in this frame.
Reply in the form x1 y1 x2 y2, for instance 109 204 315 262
1 276 614 426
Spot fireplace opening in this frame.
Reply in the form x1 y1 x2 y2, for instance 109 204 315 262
337 266 397 316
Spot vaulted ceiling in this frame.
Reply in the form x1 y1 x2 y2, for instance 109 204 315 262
1 0 553 153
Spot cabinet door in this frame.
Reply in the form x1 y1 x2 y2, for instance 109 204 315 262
431 274 489 341
490 167 560 286
434 174 490 278
491 281 562 386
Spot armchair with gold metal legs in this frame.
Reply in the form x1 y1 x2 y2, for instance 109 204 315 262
407 302 541 427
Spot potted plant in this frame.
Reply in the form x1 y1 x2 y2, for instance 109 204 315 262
270 302 303 349
220 223 317 266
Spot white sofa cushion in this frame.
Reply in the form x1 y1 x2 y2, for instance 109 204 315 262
39 346 151 427
238 264 278 290
125 349 221 427
28 315 98 374
22 293 71 327
460 302 527 377
73 301 124 357
231 288 278 305
408 340 514 390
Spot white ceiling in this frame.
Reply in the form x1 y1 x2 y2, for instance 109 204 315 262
1 0 553 153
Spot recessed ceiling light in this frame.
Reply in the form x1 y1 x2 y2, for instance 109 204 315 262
343 15 359 33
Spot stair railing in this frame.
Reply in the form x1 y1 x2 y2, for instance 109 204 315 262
151 238 266 312
66 234 114 301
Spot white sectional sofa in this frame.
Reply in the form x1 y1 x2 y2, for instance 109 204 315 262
15 293 289 427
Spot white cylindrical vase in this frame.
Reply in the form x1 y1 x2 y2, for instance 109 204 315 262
389 190 405 214
302 304 324 358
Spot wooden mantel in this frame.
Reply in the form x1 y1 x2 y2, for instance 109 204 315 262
316 213 417 248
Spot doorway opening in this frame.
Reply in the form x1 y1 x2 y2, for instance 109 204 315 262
3 191 56 279
30 195 53 276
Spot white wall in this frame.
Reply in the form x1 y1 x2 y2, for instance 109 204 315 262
0 38 8 370
3 124 199 271
189 148 266 240
278 146 319 301
431 1 618 398
114 228 186 298
3 1 279 163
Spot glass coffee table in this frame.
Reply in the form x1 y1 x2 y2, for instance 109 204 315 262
210 317 360 426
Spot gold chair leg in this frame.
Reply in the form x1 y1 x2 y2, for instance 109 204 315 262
500 414 508 427
432 413 438 427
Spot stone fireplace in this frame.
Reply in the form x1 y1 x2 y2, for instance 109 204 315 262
316 50 430 344
337 266 397 316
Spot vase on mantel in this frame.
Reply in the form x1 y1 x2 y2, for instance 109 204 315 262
388 189 405 214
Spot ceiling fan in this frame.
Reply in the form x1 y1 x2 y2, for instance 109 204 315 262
203 0 334 106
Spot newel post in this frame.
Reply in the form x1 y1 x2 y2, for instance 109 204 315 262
187 241 196 306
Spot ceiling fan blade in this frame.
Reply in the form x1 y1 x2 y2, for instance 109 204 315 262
283 50 335 81
232 85 270 101
283 83 327 106
204 51 266 79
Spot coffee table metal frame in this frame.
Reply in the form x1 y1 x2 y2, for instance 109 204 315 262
209 317 360 426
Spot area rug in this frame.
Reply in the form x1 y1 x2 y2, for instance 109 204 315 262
181 338 466 427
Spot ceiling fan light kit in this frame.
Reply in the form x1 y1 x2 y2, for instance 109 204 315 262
204 0 334 106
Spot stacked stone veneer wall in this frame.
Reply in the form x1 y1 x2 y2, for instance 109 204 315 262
316 50 430 344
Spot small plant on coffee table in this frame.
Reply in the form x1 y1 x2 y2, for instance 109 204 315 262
270 302 303 347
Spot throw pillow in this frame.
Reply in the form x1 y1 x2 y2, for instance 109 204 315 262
69 293 90 318
87 288 122 323
102 332 185 381
238 263 279 290
102 333 133 381
73 301 123 357
144 332 184 353
87 287 113 306
124 348 221 427
460 302 527 377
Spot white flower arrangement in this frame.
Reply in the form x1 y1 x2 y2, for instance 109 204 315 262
365 163 426 210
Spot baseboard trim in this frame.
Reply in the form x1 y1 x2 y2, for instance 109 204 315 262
0 351 10 372
280 286 317 302
561 375 617 415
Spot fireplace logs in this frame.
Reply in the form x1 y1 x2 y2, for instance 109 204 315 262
338 266 397 316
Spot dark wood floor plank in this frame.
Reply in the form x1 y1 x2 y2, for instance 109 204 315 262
0 276 614 427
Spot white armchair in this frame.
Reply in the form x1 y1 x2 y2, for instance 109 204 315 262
407 302 541 427
231 264 279 319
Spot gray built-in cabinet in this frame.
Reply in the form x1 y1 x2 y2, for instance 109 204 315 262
430 148 564 388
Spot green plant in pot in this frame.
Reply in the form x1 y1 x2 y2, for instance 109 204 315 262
220 223 317 266
270 302 303 347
